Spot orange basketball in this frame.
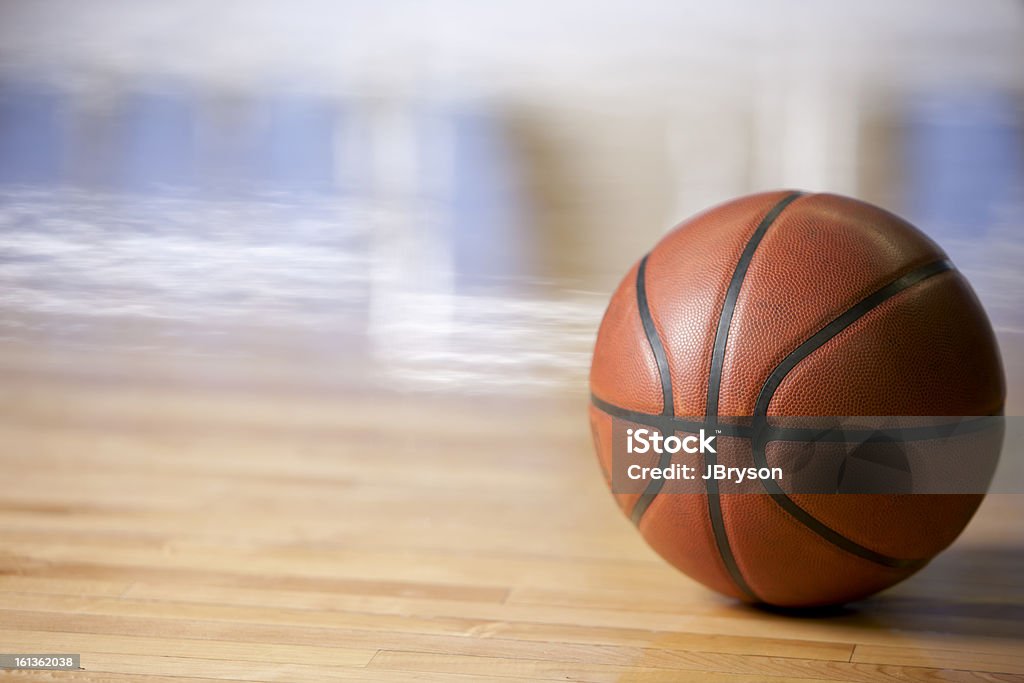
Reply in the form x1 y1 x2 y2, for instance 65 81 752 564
589 191 1005 607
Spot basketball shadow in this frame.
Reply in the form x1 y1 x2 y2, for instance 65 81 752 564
860 544 1024 640
742 544 1024 641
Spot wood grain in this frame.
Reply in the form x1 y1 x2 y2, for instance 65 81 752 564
2 342 1022 683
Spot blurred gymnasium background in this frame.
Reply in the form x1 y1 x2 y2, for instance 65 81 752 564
1 0 1022 401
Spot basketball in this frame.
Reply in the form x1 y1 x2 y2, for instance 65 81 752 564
589 191 1006 607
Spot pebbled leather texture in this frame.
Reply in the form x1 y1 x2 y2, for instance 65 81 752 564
644 191 795 418
590 260 664 416
717 193 947 416
588 191 1006 607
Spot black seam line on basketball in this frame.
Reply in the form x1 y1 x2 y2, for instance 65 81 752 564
703 478 757 601
636 254 675 418
704 191 801 604
751 258 954 571
764 416 1001 443
589 393 1000 443
705 191 803 419
630 254 675 526
589 394 749 436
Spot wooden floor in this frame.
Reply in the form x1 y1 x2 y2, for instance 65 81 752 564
1 334 1023 683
